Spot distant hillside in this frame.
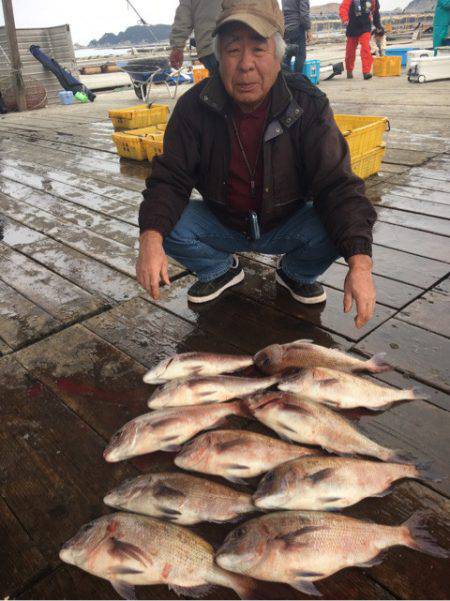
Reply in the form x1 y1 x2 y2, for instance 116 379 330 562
311 3 340 16
403 0 435 12
89 24 171 47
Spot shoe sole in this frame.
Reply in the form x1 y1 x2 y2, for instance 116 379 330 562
275 272 327 304
188 269 245 304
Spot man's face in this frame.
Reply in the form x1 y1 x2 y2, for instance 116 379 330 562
219 24 281 111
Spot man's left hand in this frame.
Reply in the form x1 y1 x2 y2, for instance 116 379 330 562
306 30 313 44
343 254 376 329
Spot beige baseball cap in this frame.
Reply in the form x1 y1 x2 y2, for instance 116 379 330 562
213 0 285 38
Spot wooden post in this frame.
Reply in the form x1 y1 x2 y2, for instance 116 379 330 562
2 0 27 111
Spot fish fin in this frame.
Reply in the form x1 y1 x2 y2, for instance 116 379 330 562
372 484 397 498
111 580 137 600
356 553 386 568
225 475 250 486
319 497 342 503
317 379 339 388
109 567 144 575
277 431 294 443
169 584 215 598
216 439 243 452
415 461 444 483
160 435 179 442
279 402 314 416
402 511 449 558
290 579 322 597
225 463 250 470
204 416 231 431
319 399 341 408
276 420 297 433
108 538 148 566
199 390 217 398
152 482 186 500
287 339 314 347
155 505 182 516
294 571 325 578
161 443 182 453
386 450 417 465
150 417 179 430
307 468 334 483
365 352 392 374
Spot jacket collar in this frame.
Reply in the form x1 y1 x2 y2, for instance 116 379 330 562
199 70 302 128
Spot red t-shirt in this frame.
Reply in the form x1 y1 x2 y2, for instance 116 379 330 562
227 95 270 215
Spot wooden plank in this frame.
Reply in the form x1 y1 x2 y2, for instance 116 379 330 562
370 193 450 220
144 275 353 354
0 354 135 564
0 279 60 349
409 166 450 182
435 275 450 294
1 217 46 248
18 238 142 303
368 184 450 206
0 247 107 323
0 337 13 355
355 319 450 392
319 262 422 310
373 221 450 263
234 258 395 341
375 206 450 237
373 369 450 413
383 147 430 167
359 400 450 497
0 496 48 598
397 288 450 338
390 174 450 194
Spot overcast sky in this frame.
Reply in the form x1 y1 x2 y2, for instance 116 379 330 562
2 0 411 45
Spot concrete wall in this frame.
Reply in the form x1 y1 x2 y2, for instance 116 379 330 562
0 24 78 107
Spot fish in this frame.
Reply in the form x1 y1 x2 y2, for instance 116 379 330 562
174 429 320 484
148 375 277 409
216 510 448 597
253 456 441 511
60 512 258 600
104 472 256 525
142 352 254 384
245 392 409 463
254 339 391 375
103 401 244 462
278 366 423 410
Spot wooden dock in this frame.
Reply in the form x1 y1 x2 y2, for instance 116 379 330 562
0 68 449 600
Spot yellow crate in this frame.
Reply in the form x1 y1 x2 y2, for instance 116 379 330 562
335 114 389 160
193 65 209 84
373 56 402 77
351 144 386 179
108 104 169 131
144 133 165 161
112 124 166 161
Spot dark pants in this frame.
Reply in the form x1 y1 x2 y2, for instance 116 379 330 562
200 53 219 76
283 26 307 73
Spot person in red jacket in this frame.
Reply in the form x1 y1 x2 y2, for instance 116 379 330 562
339 0 382 79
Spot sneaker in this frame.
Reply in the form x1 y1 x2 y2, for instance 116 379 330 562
363 73 373 80
275 269 327 304
347 71 354 79
188 257 244 304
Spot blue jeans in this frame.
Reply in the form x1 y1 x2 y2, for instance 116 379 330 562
164 201 340 283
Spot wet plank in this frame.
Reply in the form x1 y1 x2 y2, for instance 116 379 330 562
373 221 450 263
234 258 395 341
375 206 450 237
0 279 60 349
383 147 430 166
0 496 48 598
0 354 135 565
409 166 450 182
368 183 450 206
19 238 142 303
320 262 422 309
0 247 107 324
359 400 450 497
0 337 12 355
356 319 450 392
145 275 352 354
391 174 450 194
342 481 450 600
397 287 450 338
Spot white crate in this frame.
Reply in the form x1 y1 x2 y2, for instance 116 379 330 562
408 55 450 83
436 46 450 56
406 49 434 70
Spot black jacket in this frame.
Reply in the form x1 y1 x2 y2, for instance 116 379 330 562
340 0 381 38
139 72 376 260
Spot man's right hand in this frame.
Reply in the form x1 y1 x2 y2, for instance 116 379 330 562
136 230 170 300
169 48 184 69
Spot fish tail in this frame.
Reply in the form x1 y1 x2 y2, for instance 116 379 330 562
227 574 261 599
402 511 449 558
365 352 392 373
229 399 254 419
414 461 444 483
405 387 428 401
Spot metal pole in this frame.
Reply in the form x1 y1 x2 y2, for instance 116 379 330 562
2 0 27 111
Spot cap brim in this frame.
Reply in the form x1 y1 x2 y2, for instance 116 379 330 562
213 13 278 38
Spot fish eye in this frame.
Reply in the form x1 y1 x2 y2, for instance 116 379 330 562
264 471 274 482
233 526 247 538
79 522 94 534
